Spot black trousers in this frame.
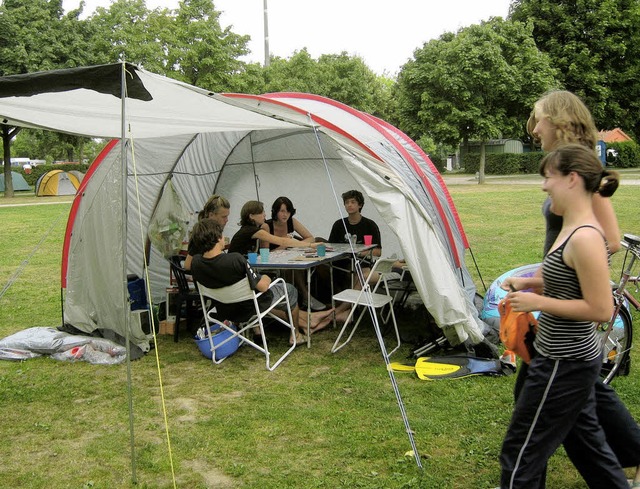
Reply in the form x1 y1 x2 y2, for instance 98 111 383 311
515 360 640 469
501 355 628 489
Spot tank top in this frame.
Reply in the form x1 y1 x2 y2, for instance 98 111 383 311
265 219 294 250
534 225 605 361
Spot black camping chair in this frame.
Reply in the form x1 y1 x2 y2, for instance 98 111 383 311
168 255 203 342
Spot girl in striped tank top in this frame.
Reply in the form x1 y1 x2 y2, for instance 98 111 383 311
498 144 628 488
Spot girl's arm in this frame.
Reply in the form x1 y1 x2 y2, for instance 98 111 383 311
292 218 314 242
259 223 271 249
593 194 621 254
253 229 317 248
500 275 543 293
184 254 193 271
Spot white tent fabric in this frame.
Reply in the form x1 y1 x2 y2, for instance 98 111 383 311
0 63 487 349
0 64 295 138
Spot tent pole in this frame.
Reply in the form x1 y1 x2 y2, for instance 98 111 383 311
249 132 261 201
309 120 424 470
120 62 138 484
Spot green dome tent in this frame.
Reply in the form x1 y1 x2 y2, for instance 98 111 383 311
0 171 31 192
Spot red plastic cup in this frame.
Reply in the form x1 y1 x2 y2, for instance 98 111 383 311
364 235 373 246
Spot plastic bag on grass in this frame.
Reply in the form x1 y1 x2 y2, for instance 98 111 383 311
51 343 126 364
0 327 127 364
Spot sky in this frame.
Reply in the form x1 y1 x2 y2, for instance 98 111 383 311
62 0 513 76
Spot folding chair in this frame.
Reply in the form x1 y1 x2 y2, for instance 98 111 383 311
331 258 401 357
168 255 203 342
196 277 298 371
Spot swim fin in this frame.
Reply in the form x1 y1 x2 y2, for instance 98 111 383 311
390 355 507 380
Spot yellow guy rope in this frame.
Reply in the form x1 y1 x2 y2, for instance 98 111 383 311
128 118 178 487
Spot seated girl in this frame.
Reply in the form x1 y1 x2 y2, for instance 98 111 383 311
228 200 318 255
262 196 325 311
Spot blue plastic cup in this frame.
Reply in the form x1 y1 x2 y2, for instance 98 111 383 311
316 243 326 257
248 252 258 264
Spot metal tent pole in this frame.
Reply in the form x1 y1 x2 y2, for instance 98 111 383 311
120 62 138 484
308 117 423 470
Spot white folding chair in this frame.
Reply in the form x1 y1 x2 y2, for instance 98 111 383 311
331 258 401 356
196 277 298 371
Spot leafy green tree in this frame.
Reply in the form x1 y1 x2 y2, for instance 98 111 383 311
510 0 640 141
395 18 557 182
166 0 250 90
226 62 268 94
10 129 102 164
88 0 170 72
89 0 251 91
314 53 385 114
259 49 393 118
0 0 95 196
0 0 95 74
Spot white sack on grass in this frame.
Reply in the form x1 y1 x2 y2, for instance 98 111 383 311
0 327 126 364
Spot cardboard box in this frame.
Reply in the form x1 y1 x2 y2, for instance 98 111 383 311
158 318 186 335
158 319 174 335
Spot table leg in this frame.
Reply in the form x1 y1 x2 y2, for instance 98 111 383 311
330 264 336 329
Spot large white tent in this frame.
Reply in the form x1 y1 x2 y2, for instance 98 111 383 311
0 63 487 351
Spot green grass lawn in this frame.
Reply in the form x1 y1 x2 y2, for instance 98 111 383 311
0 184 639 488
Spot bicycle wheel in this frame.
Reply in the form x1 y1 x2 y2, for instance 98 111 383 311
598 303 633 384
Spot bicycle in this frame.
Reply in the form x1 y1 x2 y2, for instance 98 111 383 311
599 233 640 384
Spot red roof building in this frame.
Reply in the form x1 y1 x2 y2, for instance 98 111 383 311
598 128 633 143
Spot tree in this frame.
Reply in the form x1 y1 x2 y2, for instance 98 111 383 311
89 0 251 92
395 18 557 182
510 0 640 141
2 125 21 196
166 0 250 91
259 49 393 117
9 129 102 164
0 0 96 196
88 0 170 72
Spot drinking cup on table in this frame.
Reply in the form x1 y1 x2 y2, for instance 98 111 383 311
349 234 357 246
363 235 373 246
248 252 258 265
259 248 270 263
316 243 326 257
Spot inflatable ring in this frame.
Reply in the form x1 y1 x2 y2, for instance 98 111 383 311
480 264 629 333
480 264 541 331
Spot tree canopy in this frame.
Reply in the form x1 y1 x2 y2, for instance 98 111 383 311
510 0 640 140
395 17 557 180
0 0 395 195
256 49 392 117
2 0 637 193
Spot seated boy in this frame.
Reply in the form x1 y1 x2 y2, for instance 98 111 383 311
311 190 382 331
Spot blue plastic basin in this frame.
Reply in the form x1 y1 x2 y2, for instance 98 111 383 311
195 326 239 360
